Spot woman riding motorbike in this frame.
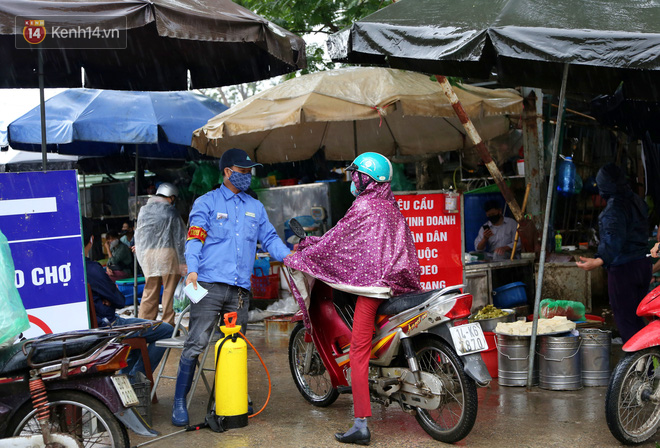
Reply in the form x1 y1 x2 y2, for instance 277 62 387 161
284 152 422 445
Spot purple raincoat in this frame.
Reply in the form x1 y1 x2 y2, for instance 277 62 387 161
285 172 422 302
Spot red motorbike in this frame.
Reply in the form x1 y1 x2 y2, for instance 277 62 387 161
606 285 660 444
0 324 157 448
285 222 492 444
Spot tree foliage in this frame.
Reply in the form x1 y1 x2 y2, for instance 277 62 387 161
203 0 394 107
236 0 395 36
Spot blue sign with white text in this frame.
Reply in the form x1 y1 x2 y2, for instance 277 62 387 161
0 170 86 331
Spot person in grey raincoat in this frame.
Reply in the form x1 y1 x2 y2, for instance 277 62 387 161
135 182 187 325
576 163 650 342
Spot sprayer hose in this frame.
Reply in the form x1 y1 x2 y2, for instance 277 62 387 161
239 331 272 418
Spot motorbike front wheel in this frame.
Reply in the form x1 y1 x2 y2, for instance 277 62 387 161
606 348 660 445
288 323 339 407
413 336 479 444
9 390 129 448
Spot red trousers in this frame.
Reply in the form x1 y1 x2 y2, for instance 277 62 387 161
350 295 383 418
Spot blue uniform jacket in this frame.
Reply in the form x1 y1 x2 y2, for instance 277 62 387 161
185 185 290 290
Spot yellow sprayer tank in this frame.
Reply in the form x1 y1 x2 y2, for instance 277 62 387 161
215 312 248 429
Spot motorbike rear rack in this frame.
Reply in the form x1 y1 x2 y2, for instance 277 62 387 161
23 323 154 372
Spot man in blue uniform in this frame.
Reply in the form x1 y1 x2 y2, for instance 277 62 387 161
172 148 292 426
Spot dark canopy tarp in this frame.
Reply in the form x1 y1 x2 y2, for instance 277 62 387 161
0 0 306 90
590 90 660 209
591 90 660 143
328 0 660 98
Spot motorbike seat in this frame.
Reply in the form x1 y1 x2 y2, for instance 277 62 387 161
0 335 105 376
377 290 439 315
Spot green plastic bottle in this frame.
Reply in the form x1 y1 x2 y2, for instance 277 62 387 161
555 231 562 252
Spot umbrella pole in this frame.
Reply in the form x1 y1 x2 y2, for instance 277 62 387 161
435 76 523 221
526 63 570 390
38 48 47 172
133 146 139 317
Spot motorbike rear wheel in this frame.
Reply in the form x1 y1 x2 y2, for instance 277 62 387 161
288 323 339 407
9 390 129 448
413 337 478 444
606 348 660 445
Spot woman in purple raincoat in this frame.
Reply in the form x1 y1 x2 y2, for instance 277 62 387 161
285 152 422 445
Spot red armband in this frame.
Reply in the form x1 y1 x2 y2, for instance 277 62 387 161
187 226 208 243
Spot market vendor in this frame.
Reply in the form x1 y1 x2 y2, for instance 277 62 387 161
104 230 133 281
474 199 518 260
577 163 650 343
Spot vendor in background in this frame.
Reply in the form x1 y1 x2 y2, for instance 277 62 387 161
474 199 518 260
120 221 134 248
576 163 650 343
104 230 133 281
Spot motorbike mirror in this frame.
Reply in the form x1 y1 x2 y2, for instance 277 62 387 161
289 218 306 240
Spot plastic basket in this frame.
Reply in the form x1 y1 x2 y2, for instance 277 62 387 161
251 265 280 300
492 282 527 308
115 278 162 306
131 373 152 426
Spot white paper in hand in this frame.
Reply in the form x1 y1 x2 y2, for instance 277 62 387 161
184 282 208 304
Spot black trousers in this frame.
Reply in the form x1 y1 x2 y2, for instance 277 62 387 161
608 258 652 343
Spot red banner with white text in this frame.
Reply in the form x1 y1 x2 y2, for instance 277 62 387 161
395 192 463 291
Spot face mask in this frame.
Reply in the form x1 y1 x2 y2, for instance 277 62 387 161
109 239 119 249
350 181 359 197
487 214 501 224
350 171 371 197
229 170 252 192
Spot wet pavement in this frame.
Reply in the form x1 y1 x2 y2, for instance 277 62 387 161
130 327 655 448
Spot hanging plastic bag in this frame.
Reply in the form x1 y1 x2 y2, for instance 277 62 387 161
0 229 30 345
173 277 190 313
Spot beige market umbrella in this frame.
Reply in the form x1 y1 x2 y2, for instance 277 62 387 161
191 67 523 163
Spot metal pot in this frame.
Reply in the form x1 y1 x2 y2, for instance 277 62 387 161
469 309 516 332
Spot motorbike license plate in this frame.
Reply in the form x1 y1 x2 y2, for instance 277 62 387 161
449 323 488 356
111 375 140 407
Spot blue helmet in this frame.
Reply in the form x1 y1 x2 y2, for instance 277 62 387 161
347 152 393 182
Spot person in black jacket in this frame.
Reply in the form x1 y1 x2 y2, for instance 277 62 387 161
576 163 651 342
84 218 173 377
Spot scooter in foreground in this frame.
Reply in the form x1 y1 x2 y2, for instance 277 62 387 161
606 284 660 445
0 323 158 448
286 220 491 444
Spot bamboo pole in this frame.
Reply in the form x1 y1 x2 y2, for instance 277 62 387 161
435 76 523 221
510 183 531 260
